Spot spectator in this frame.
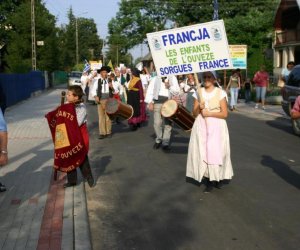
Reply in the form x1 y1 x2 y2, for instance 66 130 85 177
226 70 241 111
253 65 269 110
0 108 8 192
244 78 252 103
280 61 295 85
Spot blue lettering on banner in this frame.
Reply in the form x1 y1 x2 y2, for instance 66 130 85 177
160 64 193 76
198 59 229 70
162 28 210 46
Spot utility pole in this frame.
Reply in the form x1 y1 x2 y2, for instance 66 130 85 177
102 39 105 65
213 0 219 21
31 0 36 70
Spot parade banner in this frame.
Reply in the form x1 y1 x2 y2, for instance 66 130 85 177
89 60 102 70
45 103 87 173
146 20 232 77
229 45 247 69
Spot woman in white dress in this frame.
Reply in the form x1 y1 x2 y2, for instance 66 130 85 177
186 71 233 193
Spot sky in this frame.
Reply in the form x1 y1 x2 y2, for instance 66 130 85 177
44 0 147 60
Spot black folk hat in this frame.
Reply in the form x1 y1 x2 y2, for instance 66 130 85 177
99 66 111 73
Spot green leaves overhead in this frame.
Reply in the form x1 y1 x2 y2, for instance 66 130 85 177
0 2 103 73
107 0 279 73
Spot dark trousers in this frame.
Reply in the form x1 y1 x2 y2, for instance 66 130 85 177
245 89 251 103
67 156 93 184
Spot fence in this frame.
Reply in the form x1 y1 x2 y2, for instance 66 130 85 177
52 71 68 86
0 71 45 108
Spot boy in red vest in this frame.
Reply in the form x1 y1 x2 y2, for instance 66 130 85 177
64 85 94 188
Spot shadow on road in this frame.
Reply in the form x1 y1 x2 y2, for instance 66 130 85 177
90 155 112 182
265 118 294 135
261 155 300 189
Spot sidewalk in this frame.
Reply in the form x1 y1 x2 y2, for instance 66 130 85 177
231 100 289 120
0 88 91 250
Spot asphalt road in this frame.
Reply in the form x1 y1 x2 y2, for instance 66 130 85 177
85 104 300 250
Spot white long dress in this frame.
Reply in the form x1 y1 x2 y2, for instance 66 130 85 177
186 88 234 182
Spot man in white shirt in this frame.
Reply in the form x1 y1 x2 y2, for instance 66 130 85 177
90 66 112 139
87 71 98 102
80 71 89 91
145 74 180 150
81 70 90 101
113 68 124 100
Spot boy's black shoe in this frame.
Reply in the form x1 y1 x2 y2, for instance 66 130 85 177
63 183 76 188
87 176 95 188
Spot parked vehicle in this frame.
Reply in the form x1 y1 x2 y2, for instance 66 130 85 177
68 71 82 86
281 65 300 135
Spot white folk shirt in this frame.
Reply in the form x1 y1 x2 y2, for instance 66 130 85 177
90 76 110 97
88 74 99 101
145 75 180 104
112 77 123 95
180 79 197 93
80 75 89 91
140 74 150 89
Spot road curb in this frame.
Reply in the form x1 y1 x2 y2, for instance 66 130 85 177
73 181 92 250
236 103 290 120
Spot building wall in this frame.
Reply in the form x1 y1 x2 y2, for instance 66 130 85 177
273 0 300 79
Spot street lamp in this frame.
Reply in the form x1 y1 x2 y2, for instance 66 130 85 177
75 12 88 67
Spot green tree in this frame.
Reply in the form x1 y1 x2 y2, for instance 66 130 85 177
59 8 103 71
1 0 59 73
108 0 279 73
225 7 275 75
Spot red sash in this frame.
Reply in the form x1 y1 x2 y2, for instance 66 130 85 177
45 103 88 173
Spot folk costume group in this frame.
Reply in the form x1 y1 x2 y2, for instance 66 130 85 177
47 64 233 193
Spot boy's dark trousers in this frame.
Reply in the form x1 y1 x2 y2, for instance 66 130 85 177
67 156 93 184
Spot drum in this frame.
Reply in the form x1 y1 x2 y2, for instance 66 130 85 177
161 99 195 131
106 98 133 120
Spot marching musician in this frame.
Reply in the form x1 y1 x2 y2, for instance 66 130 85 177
120 66 130 102
90 66 113 139
88 70 98 103
145 74 180 150
127 68 147 131
112 69 124 101
64 85 94 188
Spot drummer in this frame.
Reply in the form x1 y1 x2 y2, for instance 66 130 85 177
145 74 180 150
90 66 113 139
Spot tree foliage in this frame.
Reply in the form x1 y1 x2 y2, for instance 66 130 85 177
59 8 103 71
0 0 59 72
107 0 279 73
0 2 103 73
